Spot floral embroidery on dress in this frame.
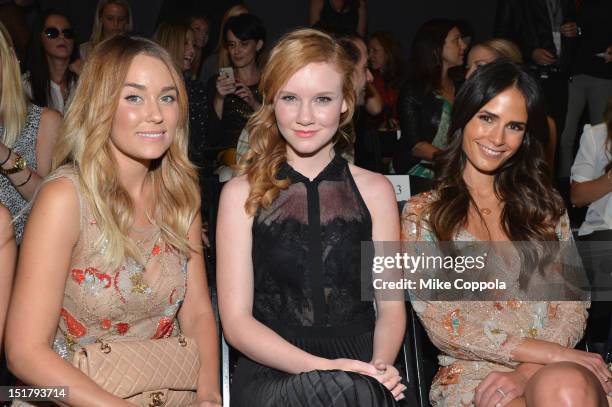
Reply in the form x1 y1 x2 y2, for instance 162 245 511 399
60 308 86 337
100 318 112 330
443 309 464 337
434 363 464 385
115 322 130 335
71 267 112 290
45 169 188 367
153 317 174 339
483 320 507 348
400 191 589 407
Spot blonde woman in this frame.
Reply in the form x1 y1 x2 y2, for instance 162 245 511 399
154 20 196 73
217 28 406 406
5 35 221 407
188 14 210 81
79 0 132 61
465 38 523 78
0 21 61 243
154 21 208 207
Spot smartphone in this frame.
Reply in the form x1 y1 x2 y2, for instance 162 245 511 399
219 67 235 83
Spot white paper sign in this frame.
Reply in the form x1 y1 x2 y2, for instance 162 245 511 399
385 175 411 201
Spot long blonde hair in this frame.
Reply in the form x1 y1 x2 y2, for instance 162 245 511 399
0 22 28 147
154 21 191 72
89 0 133 48
216 4 249 69
477 38 523 64
52 35 199 269
237 28 356 215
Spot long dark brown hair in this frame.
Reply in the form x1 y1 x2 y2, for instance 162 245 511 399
369 31 404 88
408 18 457 94
427 60 565 243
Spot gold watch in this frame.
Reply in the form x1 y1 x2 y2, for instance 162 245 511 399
1 155 27 175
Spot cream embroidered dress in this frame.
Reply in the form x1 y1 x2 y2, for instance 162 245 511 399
401 191 590 407
14 167 188 406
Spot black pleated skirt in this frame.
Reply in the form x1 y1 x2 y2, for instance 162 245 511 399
230 330 399 407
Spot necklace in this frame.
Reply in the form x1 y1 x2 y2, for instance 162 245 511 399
480 208 492 215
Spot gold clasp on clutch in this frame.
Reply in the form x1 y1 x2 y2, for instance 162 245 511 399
96 339 111 354
178 335 187 347
148 391 165 406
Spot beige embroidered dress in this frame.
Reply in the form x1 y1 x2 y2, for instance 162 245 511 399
14 167 188 406
401 191 590 407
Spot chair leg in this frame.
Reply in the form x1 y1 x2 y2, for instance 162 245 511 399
409 307 430 407
606 311 612 363
222 334 231 407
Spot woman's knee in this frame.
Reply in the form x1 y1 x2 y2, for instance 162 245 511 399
525 362 607 407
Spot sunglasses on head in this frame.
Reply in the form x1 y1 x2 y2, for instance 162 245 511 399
43 27 75 40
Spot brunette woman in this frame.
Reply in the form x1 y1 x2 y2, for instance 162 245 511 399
402 60 611 407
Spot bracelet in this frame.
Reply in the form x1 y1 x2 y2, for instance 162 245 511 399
0 149 11 167
0 155 27 175
14 169 32 187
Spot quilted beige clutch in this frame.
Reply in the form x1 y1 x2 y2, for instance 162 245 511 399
72 335 199 407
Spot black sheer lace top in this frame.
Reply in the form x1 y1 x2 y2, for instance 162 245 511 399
252 155 376 339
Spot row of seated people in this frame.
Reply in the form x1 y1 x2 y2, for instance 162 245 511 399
1 23 612 406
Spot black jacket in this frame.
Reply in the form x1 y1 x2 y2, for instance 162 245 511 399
392 81 445 175
571 0 612 80
494 0 577 71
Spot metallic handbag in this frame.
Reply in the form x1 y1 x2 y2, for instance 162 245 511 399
72 335 199 407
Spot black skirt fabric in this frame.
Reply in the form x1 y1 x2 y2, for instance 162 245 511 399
230 332 398 407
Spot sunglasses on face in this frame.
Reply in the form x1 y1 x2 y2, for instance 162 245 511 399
43 27 75 40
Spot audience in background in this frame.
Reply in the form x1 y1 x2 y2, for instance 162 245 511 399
572 98 612 240
368 31 403 131
393 19 467 189
209 13 265 167
0 0 29 64
336 34 381 168
0 21 61 243
79 0 131 61
154 20 209 210
22 10 78 115
495 0 578 162
465 38 522 78
199 4 249 84
0 2 610 404
366 30 404 171
188 14 210 81
571 98 612 364
558 0 612 178
309 0 367 37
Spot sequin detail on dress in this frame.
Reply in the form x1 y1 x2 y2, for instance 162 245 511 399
401 191 590 407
